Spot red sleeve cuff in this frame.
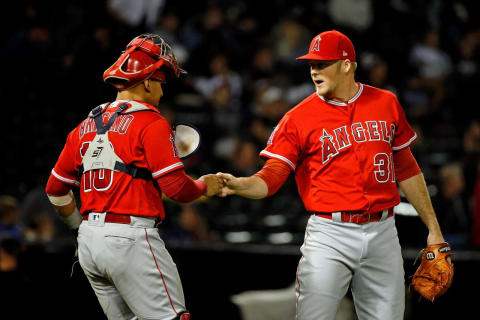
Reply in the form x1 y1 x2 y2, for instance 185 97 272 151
194 179 207 195
156 169 206 203
254 158 290 196
393 147 421 182
45 173 72 196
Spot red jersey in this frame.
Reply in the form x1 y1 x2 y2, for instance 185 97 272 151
260 83 417 213
50 100 184 219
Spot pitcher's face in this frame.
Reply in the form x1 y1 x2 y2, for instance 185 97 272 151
309 60 342 98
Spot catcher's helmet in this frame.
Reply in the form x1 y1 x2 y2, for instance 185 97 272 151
103 33 186 90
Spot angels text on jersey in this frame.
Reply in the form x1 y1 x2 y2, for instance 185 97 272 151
319 120 395 164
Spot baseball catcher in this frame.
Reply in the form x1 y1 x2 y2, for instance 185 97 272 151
45 33 222 320
411 242 454 302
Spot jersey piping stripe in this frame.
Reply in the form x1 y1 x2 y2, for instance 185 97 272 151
317 95 345 106
392 133 417 151
296 255 304 320
144 228 178 316
152 162 184 178
317 83 364 106
260 151 296 170
348 83 364 103
51 169 80 186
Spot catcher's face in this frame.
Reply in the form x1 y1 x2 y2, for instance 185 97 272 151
309 60 343 99
145 79 164 106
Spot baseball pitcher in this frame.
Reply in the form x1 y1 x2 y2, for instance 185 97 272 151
218 30 453 320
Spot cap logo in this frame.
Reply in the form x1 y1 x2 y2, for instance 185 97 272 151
343 51 348 56
311 36 321 52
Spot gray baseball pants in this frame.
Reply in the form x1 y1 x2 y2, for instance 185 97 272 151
77 213 187 320
296 214 405 320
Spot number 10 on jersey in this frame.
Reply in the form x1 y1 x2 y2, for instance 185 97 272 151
83 169 114 192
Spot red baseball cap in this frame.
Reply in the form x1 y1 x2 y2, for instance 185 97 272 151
296 30 356 62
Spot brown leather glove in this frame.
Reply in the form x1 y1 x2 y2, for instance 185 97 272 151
410 242 454 302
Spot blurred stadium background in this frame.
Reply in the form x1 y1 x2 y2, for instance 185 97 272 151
0 0 479 318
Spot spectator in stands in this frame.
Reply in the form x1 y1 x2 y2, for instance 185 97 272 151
409 29 452 109
1 0 480 251
270 18 311 65
433 163 470 247
472 175 480 248
150 10 188 65
179 204 212 242
461 120 480 199
250 84 290 147
107 0 165 29
192 53 243 130
160 203 213 244
327 0 373 32
0 195 22 241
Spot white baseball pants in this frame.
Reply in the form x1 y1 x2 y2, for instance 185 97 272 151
296 215 405 320
77 213 187 320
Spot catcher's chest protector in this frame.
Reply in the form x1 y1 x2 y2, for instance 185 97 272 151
82 104 128 173
80 103 153 180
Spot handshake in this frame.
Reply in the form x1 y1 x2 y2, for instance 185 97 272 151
198 173 267 199
198 173 244 197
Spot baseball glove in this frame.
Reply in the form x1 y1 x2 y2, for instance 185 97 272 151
410 242 454 302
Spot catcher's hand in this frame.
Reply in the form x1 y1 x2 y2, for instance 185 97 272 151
198 174 223 197
410 242 454 302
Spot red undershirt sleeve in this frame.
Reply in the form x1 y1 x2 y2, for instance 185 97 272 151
45 174 72 196
254 158 291 197
156 169 206 203
393 147 421 182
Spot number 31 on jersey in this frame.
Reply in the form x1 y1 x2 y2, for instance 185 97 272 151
374 152 396 183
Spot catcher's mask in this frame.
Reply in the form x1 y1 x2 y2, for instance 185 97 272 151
103 33 186 90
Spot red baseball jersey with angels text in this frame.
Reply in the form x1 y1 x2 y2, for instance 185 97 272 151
260 83 417 213
50 100 184 219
